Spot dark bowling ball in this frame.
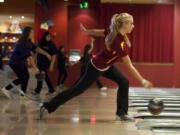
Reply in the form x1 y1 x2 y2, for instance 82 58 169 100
35 71 45 81
147 98 164 115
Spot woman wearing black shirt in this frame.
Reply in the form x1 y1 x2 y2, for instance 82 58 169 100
32 32 57 96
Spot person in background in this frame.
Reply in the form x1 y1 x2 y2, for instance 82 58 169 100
1 26 51 98
57 46 68 88
71 37 107 91
31 32 57 96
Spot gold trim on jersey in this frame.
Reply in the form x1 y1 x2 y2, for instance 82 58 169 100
112 51 116 55
106 42 111 51
106 55 118 64
121 41 125 51
105 41 125 65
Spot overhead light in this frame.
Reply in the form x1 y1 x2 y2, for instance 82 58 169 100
9 16 12 19
21 16 24 19
0 0 4 3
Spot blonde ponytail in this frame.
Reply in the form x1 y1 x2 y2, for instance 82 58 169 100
105 13 132 47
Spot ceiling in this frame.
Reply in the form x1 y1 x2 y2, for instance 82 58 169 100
0 0 34 14
100 0 174 4
0 0 34 24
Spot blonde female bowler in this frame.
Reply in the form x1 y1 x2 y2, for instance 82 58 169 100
40 13 153 121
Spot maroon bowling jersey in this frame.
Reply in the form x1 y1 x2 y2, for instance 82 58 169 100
92 29 128 70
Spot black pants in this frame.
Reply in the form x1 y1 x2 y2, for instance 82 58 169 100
35 70 55 93
44 61 129 115
5 64 29 93
81 66 103 88
57 68 67 85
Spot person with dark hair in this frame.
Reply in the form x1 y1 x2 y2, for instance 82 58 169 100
1 26 52 98
57 46 67 88
71 37 107 90
40 13 153 121
31 32 57 96
0 32 3 70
